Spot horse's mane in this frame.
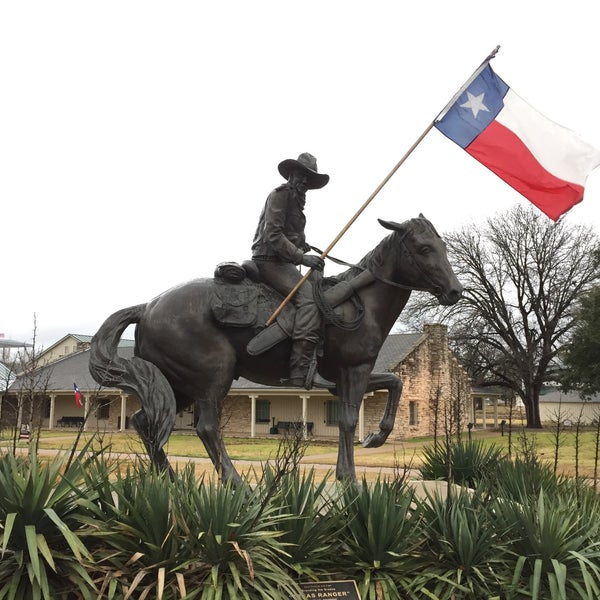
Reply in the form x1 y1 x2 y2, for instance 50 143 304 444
333 217 438 282
334 233 396 282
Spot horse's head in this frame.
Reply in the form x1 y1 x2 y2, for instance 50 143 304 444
378 214 463 305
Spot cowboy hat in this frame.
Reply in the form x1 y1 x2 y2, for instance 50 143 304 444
278 152 329 189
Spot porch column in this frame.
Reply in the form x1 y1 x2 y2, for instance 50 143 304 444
48 394 56 430
83 394 90 431
250 394 257 438
358 398 365 443
120 393 127 431
482 396 487 430
16 394 24 430
301 394 309 440
493 397 499 428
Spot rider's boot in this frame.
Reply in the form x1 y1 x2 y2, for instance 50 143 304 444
288 339 336 390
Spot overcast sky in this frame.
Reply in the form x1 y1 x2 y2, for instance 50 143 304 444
2 1 600 348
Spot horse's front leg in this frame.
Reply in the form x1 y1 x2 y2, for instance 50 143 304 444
362 372 403 448
336 364 371 482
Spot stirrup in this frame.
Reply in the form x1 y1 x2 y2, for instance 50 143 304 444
308 372 336 390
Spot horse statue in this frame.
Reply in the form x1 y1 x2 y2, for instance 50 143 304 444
89 215 462 483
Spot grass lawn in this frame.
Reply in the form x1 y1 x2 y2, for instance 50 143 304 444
3 426 600 479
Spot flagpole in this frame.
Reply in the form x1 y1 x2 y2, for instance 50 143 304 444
265 45 501 327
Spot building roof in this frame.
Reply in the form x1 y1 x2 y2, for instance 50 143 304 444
0 339 33 349
539 386 600 404
7 332 428 394
374 332 425 371
41 333 135 355
8 344 134 393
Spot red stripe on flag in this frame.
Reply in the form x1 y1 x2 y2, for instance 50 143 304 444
466 120 584 221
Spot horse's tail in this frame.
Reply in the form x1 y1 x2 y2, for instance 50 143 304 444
89 304 176 465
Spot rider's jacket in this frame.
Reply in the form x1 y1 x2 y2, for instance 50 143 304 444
251 184 311 264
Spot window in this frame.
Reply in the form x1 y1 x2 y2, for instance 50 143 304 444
326 399 340 425
409 401 418 426
255 399 270 423
96 399 110 420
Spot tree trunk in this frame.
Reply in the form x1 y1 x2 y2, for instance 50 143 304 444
524 393 542 428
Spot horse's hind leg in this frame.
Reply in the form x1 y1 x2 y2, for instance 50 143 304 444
195 394 242 485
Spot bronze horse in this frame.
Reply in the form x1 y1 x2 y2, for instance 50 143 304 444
89 215 462 482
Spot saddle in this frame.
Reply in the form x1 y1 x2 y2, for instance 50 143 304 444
211 263 295 350
211 260 371 356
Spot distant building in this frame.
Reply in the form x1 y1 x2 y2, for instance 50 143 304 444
537 386 600 425
3 324 473 441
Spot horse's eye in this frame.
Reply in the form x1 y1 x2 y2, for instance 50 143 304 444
419 246 431 255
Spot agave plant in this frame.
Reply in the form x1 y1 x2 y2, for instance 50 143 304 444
420 439 507 487
81 461 207 600
491 455 568 502
493 488 600 599
0 450 97 600
336 478 424 600
175 472 305 599
260 465 341 577
414 485 510 599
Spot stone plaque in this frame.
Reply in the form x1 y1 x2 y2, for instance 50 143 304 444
296 579 361 599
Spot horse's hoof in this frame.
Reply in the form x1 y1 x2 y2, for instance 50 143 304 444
362 433 376 447
362 432 384 448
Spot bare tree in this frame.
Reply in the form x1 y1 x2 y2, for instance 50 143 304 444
405 205 600 428
2 317 53 454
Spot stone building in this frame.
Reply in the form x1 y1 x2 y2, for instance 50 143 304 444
2 324 472 441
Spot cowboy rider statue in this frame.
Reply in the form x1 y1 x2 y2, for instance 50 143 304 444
252 153 335 390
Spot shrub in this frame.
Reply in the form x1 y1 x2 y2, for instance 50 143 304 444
493 489 600 599
336 479 423 600
414 486 510 599
420 439 507 487
0 450 97 599
260 465 341 577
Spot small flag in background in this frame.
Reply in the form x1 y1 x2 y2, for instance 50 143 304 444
74 383 83 408
435 64 600 221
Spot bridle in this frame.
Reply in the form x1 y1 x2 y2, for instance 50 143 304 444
311 224 443 296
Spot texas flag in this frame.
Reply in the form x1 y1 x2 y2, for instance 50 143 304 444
435 64 600 221
73 383 83 408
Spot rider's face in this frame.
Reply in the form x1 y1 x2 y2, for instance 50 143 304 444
289 171 308 194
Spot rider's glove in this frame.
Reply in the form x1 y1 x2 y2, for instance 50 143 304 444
300 254 325 271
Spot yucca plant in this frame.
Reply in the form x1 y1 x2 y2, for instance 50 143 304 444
81 461 204 600
491 455 569 503
0 450 97 599
260 465 341 577
336 478 423 600
420 439 507 487
493 488 600 599
414 486 509 599
174 472 305 599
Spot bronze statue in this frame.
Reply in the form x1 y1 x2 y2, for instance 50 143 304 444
89 213 462 484
251 153 333 389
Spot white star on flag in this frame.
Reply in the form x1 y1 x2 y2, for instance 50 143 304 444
460 91 489 118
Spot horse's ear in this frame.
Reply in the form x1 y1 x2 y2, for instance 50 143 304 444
419 213 426 219
378 218 405 232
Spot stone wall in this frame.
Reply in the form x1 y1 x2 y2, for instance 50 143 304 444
364 324 470 440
